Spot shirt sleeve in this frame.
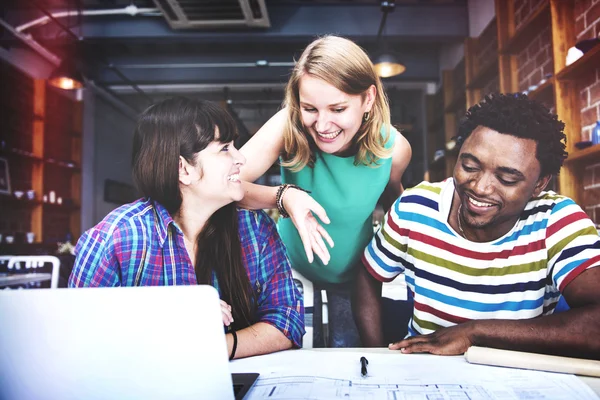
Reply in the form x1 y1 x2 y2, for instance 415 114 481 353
253 213 305 348
69 227 122 287
546 198 600 292
362 195 407 282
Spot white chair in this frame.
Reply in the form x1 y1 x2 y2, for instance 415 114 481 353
291 269 313 348
5 256 61 289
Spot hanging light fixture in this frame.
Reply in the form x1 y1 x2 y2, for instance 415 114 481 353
373 1 405 78
48 57 84 90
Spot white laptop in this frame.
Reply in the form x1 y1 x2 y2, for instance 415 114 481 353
0 285 258 400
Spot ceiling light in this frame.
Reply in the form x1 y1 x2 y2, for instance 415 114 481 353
373 1 405 78
48 58 84 90
373 53 406 78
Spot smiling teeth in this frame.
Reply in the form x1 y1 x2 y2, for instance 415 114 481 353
228 174 239 182
317 129 342 139
468 197 493 207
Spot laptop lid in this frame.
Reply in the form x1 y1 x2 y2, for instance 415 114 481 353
0 285 239 400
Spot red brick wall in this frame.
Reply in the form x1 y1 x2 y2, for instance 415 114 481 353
514 0 547 30
575 0 600 41
583 163 600 226
580 68 600 141
516 26 554 92
575 0 600 225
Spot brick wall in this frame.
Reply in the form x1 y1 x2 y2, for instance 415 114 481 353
583 163 600 226
576 0 600 225
514 0 547 30
516 26 554 92
575 0 600 41
474 20 498 79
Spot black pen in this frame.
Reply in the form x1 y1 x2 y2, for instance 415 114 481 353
360 356 368 377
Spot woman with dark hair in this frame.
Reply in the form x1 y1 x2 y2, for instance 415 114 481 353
70 97 304 359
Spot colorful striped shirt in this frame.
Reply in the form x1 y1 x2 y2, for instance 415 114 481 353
70 198 305 347
363 179 600 337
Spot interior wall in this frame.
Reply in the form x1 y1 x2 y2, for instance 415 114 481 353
468 0 496 37
83 95 135 229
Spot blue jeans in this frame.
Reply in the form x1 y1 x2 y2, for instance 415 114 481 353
312 281 362 348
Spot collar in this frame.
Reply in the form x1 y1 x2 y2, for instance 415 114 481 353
151 199 177 247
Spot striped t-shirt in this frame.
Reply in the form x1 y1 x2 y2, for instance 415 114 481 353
363 179 600 337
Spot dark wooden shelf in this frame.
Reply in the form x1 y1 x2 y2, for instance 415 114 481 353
44 159 81 172
500 1 550 55
43 202 80 212
0 196 42 207
1 149 44 162
467 56 499 89
528 76 555 101
1 149 79 171
556 45 600 81
565 144 600 165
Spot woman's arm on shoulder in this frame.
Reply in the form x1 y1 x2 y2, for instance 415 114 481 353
228 211 304 359
381 131 412 211
239 108 287 183
237 109 287 210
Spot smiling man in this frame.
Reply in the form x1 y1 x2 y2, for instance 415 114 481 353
354 93 600 359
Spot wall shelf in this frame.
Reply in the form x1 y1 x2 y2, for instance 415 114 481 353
527 76 555 101
500 1 550 55
556 45 600 81
564 144 600 165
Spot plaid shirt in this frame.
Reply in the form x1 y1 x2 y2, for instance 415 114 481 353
70 198 305 347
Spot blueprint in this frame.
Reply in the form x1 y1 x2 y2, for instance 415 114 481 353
230 350 599 400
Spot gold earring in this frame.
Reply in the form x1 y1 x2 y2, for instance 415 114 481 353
363 111 370 122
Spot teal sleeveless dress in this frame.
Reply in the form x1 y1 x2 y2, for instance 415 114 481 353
278 126 396 284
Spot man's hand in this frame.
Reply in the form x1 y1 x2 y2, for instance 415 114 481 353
282 187 334 265
221 300 234 327
389 322 475 355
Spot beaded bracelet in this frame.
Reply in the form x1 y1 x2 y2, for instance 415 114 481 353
275 184 310 219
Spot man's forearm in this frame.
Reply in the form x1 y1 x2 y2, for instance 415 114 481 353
471 304 600 359
237 181 278 210
352 264 385 347
227 322 292 360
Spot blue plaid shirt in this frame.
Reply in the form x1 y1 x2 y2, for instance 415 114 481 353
70 198 305 347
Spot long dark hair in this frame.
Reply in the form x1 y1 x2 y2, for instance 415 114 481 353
132 97 255 330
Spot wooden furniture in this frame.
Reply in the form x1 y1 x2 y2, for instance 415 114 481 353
0 61 82 249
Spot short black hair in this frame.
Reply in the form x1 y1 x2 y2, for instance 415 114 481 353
456 93 567 177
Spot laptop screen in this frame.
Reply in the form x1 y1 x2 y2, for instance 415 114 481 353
0 286 246 400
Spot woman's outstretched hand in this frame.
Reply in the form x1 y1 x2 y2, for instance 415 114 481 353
282 187 334 265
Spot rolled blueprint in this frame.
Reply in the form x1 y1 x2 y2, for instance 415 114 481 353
465 346 600 377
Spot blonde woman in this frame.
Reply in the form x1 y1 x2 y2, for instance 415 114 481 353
239 35 412 347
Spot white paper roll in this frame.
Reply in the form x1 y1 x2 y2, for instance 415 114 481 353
465 346 600 377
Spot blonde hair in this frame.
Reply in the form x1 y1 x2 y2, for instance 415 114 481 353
282 35 393 171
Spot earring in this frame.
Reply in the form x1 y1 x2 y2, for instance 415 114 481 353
363 111 370 122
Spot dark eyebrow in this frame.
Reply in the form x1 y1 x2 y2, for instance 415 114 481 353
460 152 526 179
459 153 481 164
